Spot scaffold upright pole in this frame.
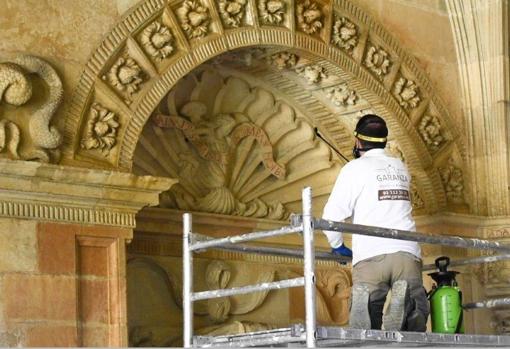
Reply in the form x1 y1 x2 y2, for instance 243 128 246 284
302 187 317 348
183 213 193 348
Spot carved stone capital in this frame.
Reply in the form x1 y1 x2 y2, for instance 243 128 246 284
0 159 176 228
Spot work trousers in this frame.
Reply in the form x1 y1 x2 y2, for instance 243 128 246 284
352 251 429 331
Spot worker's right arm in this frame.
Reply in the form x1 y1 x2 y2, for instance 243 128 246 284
321 162 361 248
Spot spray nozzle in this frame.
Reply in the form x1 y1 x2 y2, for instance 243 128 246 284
435 256 450 272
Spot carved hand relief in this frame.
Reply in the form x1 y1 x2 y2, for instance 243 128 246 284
440 158 465 204
364 45 391 79
177 0 211 39
295 64 327 84
258 0 286 25
140 21 175 62
0 55 63 163
267 52 298 70
326 84 358 106
393 77 421 110
418 114 445 152
218 0 247 28
296 0 323 35
106 54 144 99
331 17 358 53
81 103 119 156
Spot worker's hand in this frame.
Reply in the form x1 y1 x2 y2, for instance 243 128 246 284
331 243 352 258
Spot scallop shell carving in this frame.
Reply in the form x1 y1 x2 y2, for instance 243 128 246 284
134 68 336 220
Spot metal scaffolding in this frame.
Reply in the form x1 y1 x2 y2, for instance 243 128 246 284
182 187 510 348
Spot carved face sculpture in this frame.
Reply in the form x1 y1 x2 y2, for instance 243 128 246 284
189 10 208 26
303 7 321 23
226 0 245 15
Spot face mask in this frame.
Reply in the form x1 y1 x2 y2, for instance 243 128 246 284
352 144 371 159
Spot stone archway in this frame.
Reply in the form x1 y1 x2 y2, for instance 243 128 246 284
63 0 469 216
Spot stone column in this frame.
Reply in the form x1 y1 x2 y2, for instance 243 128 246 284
0 159 176 347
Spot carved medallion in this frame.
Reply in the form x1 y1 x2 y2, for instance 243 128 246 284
218 0 247 28
326 84 358 106
81 103 120 156
106 54 144 99
331 17 358 53
364 45 391 79
258 0 286 25
296 0 323 35
418 114 445 152
295 64 327 84
393 77 421 110
177 0 211 39
140 21 175 62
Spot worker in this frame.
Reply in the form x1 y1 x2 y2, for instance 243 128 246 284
321 114 429 331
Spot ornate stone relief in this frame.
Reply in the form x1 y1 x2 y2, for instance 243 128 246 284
258 0 286 25
295 64 327 84
218 0 247 28
393 77 421 110
326 84 358 106
296 0 323 35
364 45 391 79
177 0 211 39
135 68 336 220
418 114 445 152
140 21 175 62
316 269 351 325
0 55 63 163
440 158 465 204
267 52 298 70
105 54 144 100
331 17 358 53
386 141 405 162
410 181 424 209
80 103 120 156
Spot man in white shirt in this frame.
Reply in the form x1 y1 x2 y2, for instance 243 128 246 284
322 114 429 331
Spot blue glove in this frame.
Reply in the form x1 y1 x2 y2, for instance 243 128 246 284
331 243 352 258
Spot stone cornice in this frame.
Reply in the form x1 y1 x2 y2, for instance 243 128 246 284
0 159 177 227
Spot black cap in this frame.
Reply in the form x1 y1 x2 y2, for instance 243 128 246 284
354 114 388 143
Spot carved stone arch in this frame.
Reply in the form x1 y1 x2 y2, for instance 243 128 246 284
63 0 467 214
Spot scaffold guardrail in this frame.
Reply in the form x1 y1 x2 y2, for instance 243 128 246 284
182 187 510 348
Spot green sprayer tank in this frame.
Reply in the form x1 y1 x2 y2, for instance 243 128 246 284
428 256 464 334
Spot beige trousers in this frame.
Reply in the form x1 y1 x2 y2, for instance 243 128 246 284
352 251 429 331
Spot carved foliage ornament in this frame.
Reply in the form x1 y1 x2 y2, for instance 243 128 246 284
106 54 144 98
140 21 174 62
296 0 323 35
0 55 63 163
440 158 465 204
258 0 286 25
393 77 421 110
331 17 358 53
81 103 120 156
295 64 327 84
418 114 445 152
177 0 211 39
326 84 358 106
364 45 391 79
218 0 247 27
268 51 298 70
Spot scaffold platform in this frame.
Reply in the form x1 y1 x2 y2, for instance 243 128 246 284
183 187 510 348
193 325 510 347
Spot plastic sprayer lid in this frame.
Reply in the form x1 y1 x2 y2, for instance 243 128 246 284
427 256 459 287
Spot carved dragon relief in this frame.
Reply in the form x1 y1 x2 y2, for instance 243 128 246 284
135 68 336 220
0 55 63 163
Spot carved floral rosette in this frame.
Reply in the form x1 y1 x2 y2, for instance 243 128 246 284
258 0 286 25
218 0 248 28
81 103 120 156
331 17 358 53
177 0 211 39
296 0 323 35
139 21 175 62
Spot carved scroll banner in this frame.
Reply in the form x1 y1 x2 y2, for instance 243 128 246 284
231 123 286 179
153 113 225 164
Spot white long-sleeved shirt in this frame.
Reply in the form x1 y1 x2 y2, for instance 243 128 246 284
322 148 420 265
